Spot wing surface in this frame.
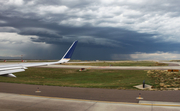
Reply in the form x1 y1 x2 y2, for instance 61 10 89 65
0 41 78 77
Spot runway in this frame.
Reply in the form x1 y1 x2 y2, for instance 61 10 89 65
41 64 180 70
0 93 180 111
0 61 180 70
1 92 180 111
1 83 180 103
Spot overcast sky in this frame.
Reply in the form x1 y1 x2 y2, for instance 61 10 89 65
1 0 180 60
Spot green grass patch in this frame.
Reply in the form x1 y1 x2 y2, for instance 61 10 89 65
64 61 167 66
0 68 154 89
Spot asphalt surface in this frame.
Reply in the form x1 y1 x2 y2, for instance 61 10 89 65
0 82 180 103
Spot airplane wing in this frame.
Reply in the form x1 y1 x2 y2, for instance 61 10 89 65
0 41 78 78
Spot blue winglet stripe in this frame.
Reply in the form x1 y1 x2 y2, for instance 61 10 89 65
63 41 78 59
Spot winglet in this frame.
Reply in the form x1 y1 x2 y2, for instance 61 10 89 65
59 40 78 62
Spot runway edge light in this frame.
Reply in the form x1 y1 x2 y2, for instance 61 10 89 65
35 87 41 93
136 93 143 100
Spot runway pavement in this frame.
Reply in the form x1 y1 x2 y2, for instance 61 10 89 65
1 83 180 103
0 61 180 70
1 92 180 111
40 64 180 70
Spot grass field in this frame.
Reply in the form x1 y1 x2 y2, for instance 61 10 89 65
0 67 154 89
64 61 167 66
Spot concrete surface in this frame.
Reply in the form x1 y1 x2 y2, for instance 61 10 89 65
41 64 180 70
0 62 180 70
134 84 152 90
139 100 180 106
0 93 180 111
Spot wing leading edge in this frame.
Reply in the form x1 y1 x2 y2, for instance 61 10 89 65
0 40 78 77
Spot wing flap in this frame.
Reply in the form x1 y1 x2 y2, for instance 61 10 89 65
0 69 25 75
0 66 27 71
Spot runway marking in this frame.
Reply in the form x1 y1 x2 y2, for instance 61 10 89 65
20 94 180 107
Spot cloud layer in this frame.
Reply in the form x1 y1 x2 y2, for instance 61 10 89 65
0 0 180 60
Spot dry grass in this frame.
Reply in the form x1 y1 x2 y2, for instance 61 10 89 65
147 70 180 89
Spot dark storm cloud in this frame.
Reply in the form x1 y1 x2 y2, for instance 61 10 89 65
0 13 147 47
23 0 94 9
1 0 180 60
19 28 63 38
